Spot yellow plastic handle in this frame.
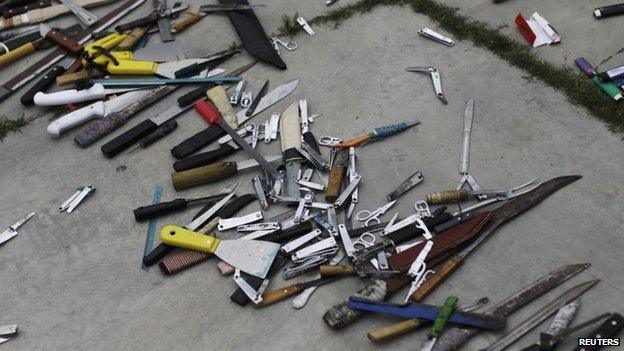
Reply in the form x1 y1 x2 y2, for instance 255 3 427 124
83 32 128 66
107 59 157 75
160 225 220 253
0 42 35 68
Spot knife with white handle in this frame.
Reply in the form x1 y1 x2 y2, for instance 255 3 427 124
34 84 141 106
47 89 155 137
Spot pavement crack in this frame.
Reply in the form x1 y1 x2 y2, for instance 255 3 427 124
596 46 624 69
587 271 624 296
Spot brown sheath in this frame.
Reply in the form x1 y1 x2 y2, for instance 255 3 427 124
387 212 491 271
325 149 349 202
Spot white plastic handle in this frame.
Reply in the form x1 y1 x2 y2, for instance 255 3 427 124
34 84 108 106
47 101 105 137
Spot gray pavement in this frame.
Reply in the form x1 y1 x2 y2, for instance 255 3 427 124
0 1 623 350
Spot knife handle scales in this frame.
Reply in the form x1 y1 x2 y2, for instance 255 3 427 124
115 26 148 51
101 119 156 158
170 125 225 159
172 12 201 33
20 64 65 105
46 28 82 54
0 41 35 68
320 264 356 276
367 319 424 342
325 164 347 202
171 162 237 190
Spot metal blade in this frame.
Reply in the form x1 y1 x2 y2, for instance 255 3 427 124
483 280 600 351
186 190 237 231
457 175 582 260
10 212 35 230
236 155 282 170
433 263 592 351
0 228 17 245
156 58 210 78
459 99 474 174
133 42 186 62
215 239 280 278
237 79 299 124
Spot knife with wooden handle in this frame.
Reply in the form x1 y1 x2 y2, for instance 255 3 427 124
325 149 349 202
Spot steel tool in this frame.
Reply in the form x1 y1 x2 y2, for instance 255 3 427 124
299 99 321 153
236 79 299 125
240 92 252 108
333 120 420 148
0 212 34 245
421 296 459 351
387 170 424 201
594 3 624 19
356 200 397 226
230 80 245 105
114 2 187 33
0 325 18 345
257 276 341 308
233 268 269 304
292 249 345 309
333 174 362 208
519 301 579 351
141 184 162 271
483 280 600 351
418 27 454 46
348 297 505 330
405 66 447 104
171 156 281 190
57 0 98 25
281 101 303 197
318 136 342 146
196 100 283 180
161 225 279 278
154 0 174 41
237 222 279 232
346 147 358 218
325 148 348 201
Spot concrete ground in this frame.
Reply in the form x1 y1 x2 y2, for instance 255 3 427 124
1 0 623 350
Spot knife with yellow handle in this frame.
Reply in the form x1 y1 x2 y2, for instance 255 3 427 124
160 225 280 278
106 58 211 78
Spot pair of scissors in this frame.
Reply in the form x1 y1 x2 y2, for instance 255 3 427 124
270 37 297 54
355 200 398 226
353 232 376 250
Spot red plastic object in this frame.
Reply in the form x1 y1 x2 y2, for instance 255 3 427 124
195 100 222 125
515 13 536 46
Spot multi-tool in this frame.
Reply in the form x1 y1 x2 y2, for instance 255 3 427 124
387 170 424 201
230 80 246 105
291 236 338 262
59 185 95 213
333 174 363 207
405 66 447 104
297 17 315 36
346 147 358 219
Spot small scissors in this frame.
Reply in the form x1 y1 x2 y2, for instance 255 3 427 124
355 200 398 226
318 136 343 147
270 37 297 54
353 232 376 250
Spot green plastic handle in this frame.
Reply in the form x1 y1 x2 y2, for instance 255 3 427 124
430 296 459 338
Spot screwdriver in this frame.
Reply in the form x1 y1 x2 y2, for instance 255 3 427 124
133 182 238 221
126 120 178 154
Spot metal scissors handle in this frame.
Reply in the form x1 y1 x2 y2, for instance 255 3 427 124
355 200 397 226
353 232 376 250
270 37 297 52
318 136 342 146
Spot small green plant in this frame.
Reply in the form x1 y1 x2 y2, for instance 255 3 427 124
277 13 301 37
0 116 28 142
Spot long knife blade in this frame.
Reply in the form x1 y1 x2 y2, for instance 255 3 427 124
433 263 592 351
459 99 474 175
483 280 600 351
236 79 299 125
0 0 146 102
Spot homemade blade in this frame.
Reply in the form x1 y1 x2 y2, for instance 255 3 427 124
433 263 592 351
215 239 280 278
236 79 299 125
483 280 600 351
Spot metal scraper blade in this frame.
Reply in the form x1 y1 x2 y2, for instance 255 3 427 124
132 42 186 62
214 239 280 278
